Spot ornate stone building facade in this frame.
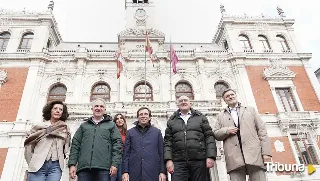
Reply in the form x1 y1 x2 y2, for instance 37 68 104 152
1 0 320 180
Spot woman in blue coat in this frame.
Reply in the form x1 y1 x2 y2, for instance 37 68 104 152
122 107 166 181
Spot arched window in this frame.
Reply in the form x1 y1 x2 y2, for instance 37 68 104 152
214 82 229 99
133 82 153 101
238 34 252 50
91 82 111 102
276 35 290 51
47 84 67 102
175 82 194 100
258 35 271 50
19 32 34 49
0 32 10 49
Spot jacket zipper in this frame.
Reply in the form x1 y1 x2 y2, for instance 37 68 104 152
89 124 98 169
182 119 188 161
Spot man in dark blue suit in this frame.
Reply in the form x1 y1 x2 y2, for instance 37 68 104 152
122 107 166 181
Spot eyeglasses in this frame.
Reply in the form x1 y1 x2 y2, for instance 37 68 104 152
178 99 189 103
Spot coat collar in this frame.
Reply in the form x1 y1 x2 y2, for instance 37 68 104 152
223 102 246 121
170 108 201 120
86 114 113 124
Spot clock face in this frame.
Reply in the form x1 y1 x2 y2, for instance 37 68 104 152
135 8 146 17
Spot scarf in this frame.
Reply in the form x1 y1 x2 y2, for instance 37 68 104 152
24 120 69 146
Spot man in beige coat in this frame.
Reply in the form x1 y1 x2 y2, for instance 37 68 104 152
213 89 272 181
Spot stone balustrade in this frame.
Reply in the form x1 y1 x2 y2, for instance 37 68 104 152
276 111 320 135
67 100 222 120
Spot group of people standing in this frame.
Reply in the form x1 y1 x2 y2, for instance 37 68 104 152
24 89 272 181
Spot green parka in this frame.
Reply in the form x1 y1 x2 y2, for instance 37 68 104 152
68 115 122 173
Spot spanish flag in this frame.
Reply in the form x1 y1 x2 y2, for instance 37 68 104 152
116 35 124 79
145 32 153 56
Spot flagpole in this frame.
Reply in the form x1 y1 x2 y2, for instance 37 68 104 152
144 29 147 103
169 36 172 101
118 72 121 102
117 35 121 102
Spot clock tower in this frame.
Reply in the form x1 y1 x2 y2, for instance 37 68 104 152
125 0 156 30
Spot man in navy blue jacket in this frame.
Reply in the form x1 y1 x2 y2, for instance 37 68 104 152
122 107 166 181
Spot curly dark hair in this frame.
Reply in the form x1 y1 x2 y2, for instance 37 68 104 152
113 113 127 135
42 100 69 121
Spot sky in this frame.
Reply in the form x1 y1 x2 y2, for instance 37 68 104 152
2 0 320 71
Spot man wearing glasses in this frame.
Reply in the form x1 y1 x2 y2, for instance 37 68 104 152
164 95 217 181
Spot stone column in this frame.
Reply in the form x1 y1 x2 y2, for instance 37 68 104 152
74 59 86 103
196 59 209 100
232 59 258 109
158 58 170 101
302 59 320 102
16 59 43 122
1 120 28 181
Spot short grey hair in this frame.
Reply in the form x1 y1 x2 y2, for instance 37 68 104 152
91 98 106 107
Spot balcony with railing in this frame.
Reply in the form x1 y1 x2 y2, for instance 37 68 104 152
16 49 30 53
67 100 223 120
276 111 320 135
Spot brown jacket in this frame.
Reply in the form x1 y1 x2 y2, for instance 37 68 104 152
213 105 272 173
24 121 71 172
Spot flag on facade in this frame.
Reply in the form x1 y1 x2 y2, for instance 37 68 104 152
170 44 179 74
145 32 155 66
145 32 153 55
116 52 125 79
116 36 124 79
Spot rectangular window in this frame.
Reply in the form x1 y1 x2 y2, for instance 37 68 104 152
275 88 298 111
291 134 319 165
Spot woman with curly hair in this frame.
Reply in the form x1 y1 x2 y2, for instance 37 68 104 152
24 100 71 181
111 113 127 181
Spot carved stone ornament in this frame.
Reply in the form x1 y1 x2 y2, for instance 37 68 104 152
0 17 13 27
206 59 234 79
0 69 8 86
277 111 320 143
274 140 285 152
134 8 147 27
263 58 296 80
254 22 270 32
118 28 165 38
51 59 71 72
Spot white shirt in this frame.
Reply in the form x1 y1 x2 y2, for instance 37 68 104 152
180 111 192 125
92 117 104 124
230 107 239 127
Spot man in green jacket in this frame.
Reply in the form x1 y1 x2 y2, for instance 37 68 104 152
68 98 122 181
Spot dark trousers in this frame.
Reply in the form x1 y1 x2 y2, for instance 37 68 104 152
77 169 111 181
171 160 210 181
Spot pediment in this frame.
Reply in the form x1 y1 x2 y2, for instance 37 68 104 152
263 66 296 80
118 28 165 39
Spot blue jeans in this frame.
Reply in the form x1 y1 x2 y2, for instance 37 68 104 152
78 169 111 181
28 160 62 181
111 164 122 181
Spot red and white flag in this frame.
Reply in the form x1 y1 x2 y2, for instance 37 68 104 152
116 51 125 79
170 44 179 74
116 36 125 79
146 32 153 55
146 32 156 66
